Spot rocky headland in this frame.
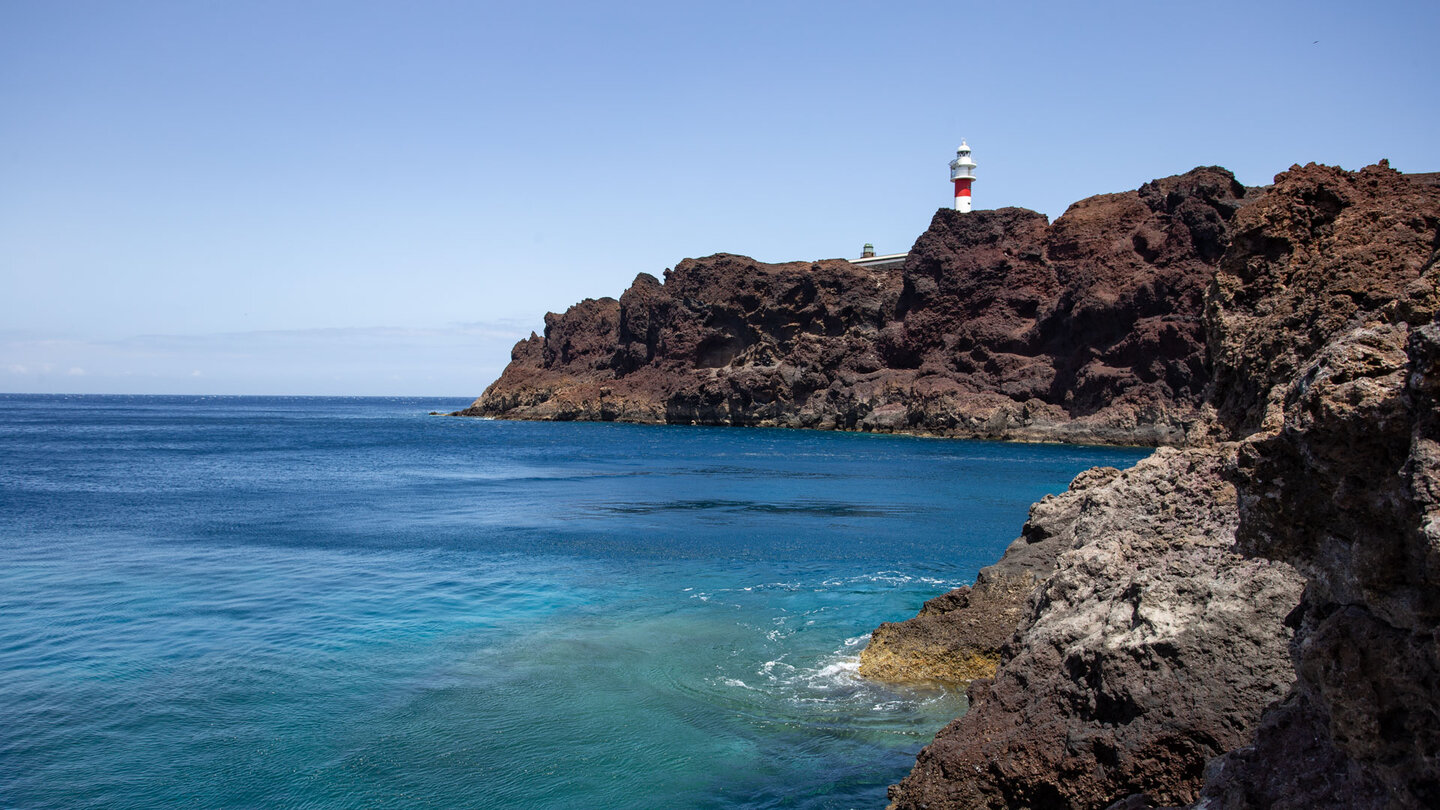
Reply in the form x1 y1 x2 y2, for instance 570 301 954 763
460 166 1255 445
462 162 1440 807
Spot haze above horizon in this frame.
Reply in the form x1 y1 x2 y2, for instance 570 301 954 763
3 0 1436 396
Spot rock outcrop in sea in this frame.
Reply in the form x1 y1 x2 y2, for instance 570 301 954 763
462 161 1440 808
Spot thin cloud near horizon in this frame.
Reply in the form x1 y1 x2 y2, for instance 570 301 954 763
0 322 532 397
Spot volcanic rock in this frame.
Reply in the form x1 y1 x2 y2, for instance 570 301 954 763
877 162 1440 809
1196 162 1440 809
883 447 1304 809
1207 161 1440 435
858 466 1123 684
461 167 1251 445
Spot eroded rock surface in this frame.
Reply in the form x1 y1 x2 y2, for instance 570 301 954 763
877 162 1440 809
1196 163 1440 809
461 168 1250 445
885 448 1303 809
858 466 1122 684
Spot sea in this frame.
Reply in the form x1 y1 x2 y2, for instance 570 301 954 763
0 395 1149 809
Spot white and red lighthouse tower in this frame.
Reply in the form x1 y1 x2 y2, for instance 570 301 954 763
949 140 976 212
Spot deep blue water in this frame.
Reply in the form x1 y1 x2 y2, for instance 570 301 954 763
0 395 1149 809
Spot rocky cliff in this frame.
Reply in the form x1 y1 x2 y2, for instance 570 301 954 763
460 167 1252 445
882 446 1305 808
877 162 1440 809
461 161 1439 808
1197 163 1440 808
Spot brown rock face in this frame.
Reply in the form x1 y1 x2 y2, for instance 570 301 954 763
1197 163 1440 809
884 448 1303 810
1208 161 1440 435
461 167 1249 445
878 162 1440 810
461 253 902 426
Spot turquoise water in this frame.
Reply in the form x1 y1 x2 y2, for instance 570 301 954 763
0 395 1148 809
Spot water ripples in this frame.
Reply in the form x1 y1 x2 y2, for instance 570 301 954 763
0 396 1148 809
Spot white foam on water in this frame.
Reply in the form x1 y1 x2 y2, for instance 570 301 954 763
759 658 787 674
810 658 860 681
723 580 802 593
818 570 965 589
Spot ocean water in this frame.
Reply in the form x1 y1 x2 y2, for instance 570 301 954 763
0 395 1148 809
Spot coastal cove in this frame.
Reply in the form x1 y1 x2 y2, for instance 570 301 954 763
7 2 1437 805
0 395 1148 810
463 162 1440 807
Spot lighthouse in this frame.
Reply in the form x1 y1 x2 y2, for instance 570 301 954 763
949 141 976 212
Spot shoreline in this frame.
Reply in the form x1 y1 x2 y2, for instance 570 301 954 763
449 409 1174 449
463 161 1440 808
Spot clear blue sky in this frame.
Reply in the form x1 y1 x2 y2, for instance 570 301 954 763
3 0 1436 396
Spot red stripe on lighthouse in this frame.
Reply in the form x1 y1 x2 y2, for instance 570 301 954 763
955 179 972 196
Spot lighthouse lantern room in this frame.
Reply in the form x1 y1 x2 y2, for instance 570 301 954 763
949 141 976 212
